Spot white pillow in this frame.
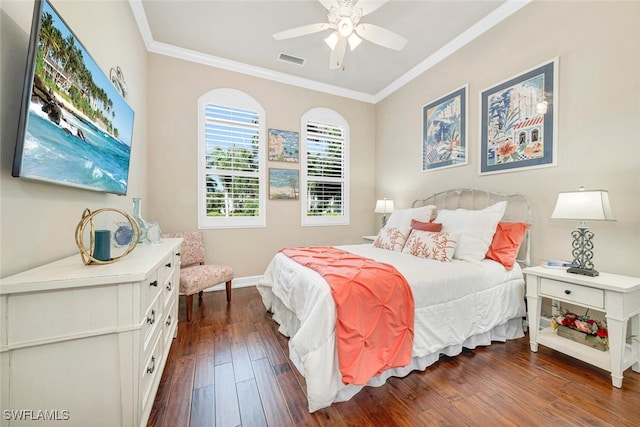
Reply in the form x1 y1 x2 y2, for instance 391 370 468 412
435 201 506 261
402 230 459 262
385 205 436 228
373 226 411 252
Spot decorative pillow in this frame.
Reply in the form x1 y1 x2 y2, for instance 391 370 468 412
410 219 442 232
435 201 507 261
402 230 458 262
486 222 530 269
373 226 411 252
385 205 436 228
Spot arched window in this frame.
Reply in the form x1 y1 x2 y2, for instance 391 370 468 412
300 108 349 226
197 89 266 228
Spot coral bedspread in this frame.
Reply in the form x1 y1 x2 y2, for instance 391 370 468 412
280 246 414 385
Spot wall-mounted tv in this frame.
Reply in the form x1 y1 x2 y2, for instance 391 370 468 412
12 0 135 195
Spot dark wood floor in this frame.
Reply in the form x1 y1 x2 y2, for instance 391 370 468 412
148 287 640 427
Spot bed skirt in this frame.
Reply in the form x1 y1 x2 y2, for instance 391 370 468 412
267 291 524 412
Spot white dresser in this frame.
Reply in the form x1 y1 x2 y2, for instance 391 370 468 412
0 238 182 427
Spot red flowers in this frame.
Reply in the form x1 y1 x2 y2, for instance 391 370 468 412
551 309 608 347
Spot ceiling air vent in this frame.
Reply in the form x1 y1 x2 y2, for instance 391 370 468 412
278 52 306 67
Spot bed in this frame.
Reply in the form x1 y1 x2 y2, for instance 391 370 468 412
257 188 532 412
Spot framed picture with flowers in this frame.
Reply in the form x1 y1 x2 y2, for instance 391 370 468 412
479 58 558 175
422 85 468 171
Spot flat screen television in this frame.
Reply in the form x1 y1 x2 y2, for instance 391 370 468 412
12 0 135 195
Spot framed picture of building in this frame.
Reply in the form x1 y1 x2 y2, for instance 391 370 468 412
479 58 558 175
422 85 468 171
268 129 299 163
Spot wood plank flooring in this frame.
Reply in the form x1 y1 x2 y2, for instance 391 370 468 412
148 287 640 427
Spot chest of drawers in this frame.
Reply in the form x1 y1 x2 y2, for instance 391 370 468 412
0 238 182 427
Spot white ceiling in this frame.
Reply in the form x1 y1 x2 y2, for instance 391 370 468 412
131 0 530 103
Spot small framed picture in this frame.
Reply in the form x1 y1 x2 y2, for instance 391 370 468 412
269 168 299 200
268 129 299 163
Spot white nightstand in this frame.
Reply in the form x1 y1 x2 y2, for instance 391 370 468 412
524 266 640 387
362 235 377 242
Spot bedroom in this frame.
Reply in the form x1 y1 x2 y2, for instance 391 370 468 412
0 0 638 425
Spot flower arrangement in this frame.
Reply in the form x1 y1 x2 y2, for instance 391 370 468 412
550 308 609 349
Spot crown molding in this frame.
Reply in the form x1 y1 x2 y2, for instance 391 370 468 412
129 0 532 105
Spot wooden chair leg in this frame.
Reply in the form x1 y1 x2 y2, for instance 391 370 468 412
198 290 203 299
226 280 232 303
186 294 194 322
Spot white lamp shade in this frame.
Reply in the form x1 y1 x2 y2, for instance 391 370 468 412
551 189 615 221
374 199 395 214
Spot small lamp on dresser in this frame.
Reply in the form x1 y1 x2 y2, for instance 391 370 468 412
550 186 615 277
374 198 395 228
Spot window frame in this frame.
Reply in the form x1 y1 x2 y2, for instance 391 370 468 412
197 88 266 229
300 107 350 227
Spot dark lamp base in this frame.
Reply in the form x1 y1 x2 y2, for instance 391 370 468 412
567 267 599 277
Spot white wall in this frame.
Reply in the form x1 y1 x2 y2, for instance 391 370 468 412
375 0 640 276
0 0 148 277
145 54 376 278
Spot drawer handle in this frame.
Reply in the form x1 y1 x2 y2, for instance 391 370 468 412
166 315 172 326
147 309 156 325
166 281 172 292
150 280 158 287
564 290 572 295
147 356 156 374
176 252 181 256
165 262 172 268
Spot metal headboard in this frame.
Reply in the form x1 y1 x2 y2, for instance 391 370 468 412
412 188 532 267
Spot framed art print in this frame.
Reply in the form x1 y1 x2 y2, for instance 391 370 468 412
480 58 558 175
268 129 299 163
269 168 299 200
422 85 467 171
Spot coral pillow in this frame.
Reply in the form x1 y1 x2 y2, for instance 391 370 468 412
486 222 529 269
402 230 459 262
373 226 411 252
410 219 442 232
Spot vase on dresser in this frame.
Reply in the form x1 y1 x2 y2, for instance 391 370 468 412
132 197 149 243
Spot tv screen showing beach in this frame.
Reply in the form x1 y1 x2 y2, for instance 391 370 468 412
12 0 135 195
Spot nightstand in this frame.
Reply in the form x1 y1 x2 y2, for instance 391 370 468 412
524 266 640 387
362 235 377 242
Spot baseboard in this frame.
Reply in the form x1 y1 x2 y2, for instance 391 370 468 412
198 275 261 294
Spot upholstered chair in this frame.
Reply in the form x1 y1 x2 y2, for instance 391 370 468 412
163 231 233 321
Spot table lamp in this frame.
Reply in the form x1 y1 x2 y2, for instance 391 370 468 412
374 198 395 228
550 187 615 276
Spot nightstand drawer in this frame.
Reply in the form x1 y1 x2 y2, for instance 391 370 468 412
540 278 604 308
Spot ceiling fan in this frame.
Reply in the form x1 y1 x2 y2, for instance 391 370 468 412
273 0 407 70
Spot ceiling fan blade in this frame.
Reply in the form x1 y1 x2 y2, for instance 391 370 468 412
355 23 407 50
329 36 347 69
356 0 388 16
273 23 330 40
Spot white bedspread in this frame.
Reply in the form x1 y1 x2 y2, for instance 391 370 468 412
256 244 526 412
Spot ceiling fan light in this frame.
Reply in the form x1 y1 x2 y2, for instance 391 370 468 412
324 32 339 50
337 17 353 37
348 33 362 51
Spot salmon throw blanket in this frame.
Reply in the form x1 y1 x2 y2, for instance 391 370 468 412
281 246 415 385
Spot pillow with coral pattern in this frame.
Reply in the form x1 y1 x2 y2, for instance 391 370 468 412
373 226 411 252
402 230 459 262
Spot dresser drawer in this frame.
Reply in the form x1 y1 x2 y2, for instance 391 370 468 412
540 278 604 308
157 253 175 290
142 292 163 352
164 272 177 311
163 298 177 350
141 269 161 313
140 330 163 418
